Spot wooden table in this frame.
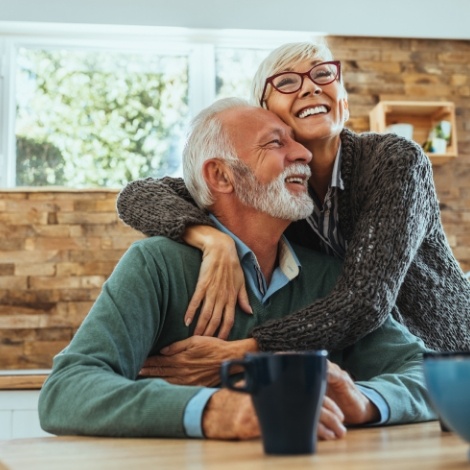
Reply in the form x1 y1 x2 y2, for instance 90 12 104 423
0 422 468 470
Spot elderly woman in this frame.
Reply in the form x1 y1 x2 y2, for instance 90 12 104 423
117 41 470 355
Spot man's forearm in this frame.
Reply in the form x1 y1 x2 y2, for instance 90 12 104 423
227 338 259 357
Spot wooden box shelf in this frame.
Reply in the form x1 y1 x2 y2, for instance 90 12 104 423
369 101 458 165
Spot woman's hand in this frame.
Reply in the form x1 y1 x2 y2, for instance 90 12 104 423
183 225 252 339
139 337 258 387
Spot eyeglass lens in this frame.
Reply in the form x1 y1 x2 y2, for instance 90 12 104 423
271 62 339 93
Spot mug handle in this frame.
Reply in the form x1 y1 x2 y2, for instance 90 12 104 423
220 359 254 393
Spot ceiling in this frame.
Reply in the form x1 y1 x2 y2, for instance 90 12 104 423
0 0 469 40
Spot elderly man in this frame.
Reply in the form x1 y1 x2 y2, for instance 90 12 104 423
39 98 435 441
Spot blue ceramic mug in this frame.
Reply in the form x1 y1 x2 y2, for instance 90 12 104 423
220 351 328 455
423 351 470 443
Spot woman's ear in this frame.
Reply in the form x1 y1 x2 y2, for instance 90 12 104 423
342 99 349 123
202 159 234 194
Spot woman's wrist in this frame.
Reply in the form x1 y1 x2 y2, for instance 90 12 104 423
183 225 234 252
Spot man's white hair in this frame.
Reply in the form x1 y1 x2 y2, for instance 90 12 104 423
183 97 251 209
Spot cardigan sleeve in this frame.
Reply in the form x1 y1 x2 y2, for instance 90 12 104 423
117 176 214 241
251 134 438 352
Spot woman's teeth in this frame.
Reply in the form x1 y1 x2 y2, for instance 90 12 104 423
298 105 327 119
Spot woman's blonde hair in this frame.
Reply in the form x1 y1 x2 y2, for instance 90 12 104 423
251 41 337 108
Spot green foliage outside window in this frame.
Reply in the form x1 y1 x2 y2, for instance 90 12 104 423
16 48 188 188
215 48 270 101
16 137 66 186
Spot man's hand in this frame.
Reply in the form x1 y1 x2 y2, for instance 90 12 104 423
139 337 258 386
202 389 260 440
325 360 380 425
141 344 374 440
318 396 347 440
204 390 347 441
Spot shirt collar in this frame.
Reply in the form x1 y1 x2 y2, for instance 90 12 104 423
209 214 301 283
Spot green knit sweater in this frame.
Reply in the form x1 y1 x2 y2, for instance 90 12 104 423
38 236 435 438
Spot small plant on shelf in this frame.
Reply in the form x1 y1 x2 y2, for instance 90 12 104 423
422 121 452 154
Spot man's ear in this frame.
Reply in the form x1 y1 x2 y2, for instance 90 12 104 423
202 159 234 194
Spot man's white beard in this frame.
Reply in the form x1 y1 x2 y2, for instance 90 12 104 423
230 161 314 221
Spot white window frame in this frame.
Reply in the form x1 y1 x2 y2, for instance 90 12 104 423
0 21 315 188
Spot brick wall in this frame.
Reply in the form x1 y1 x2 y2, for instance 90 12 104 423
0 190 143 369
327 36 470 271
1 36 469 369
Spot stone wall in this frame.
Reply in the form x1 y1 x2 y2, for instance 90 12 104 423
0 190 143 369
1 36 469 369
327 36 470 268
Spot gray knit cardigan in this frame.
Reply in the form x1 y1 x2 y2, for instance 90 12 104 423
117 128 470 352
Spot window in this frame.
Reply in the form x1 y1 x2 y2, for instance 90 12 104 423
215 47 271 101
16 47 188 187
0 24 314 188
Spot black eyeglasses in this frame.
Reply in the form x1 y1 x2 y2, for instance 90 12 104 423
260 61 341 106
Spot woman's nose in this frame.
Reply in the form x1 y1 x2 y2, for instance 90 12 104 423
299 77 322 97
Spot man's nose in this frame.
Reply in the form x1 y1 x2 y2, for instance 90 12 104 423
288 140 312 164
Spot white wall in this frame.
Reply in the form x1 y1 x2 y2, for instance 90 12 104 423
0 391 51 439
0 0 469 40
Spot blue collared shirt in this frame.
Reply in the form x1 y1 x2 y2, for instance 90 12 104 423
211 215 302 304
